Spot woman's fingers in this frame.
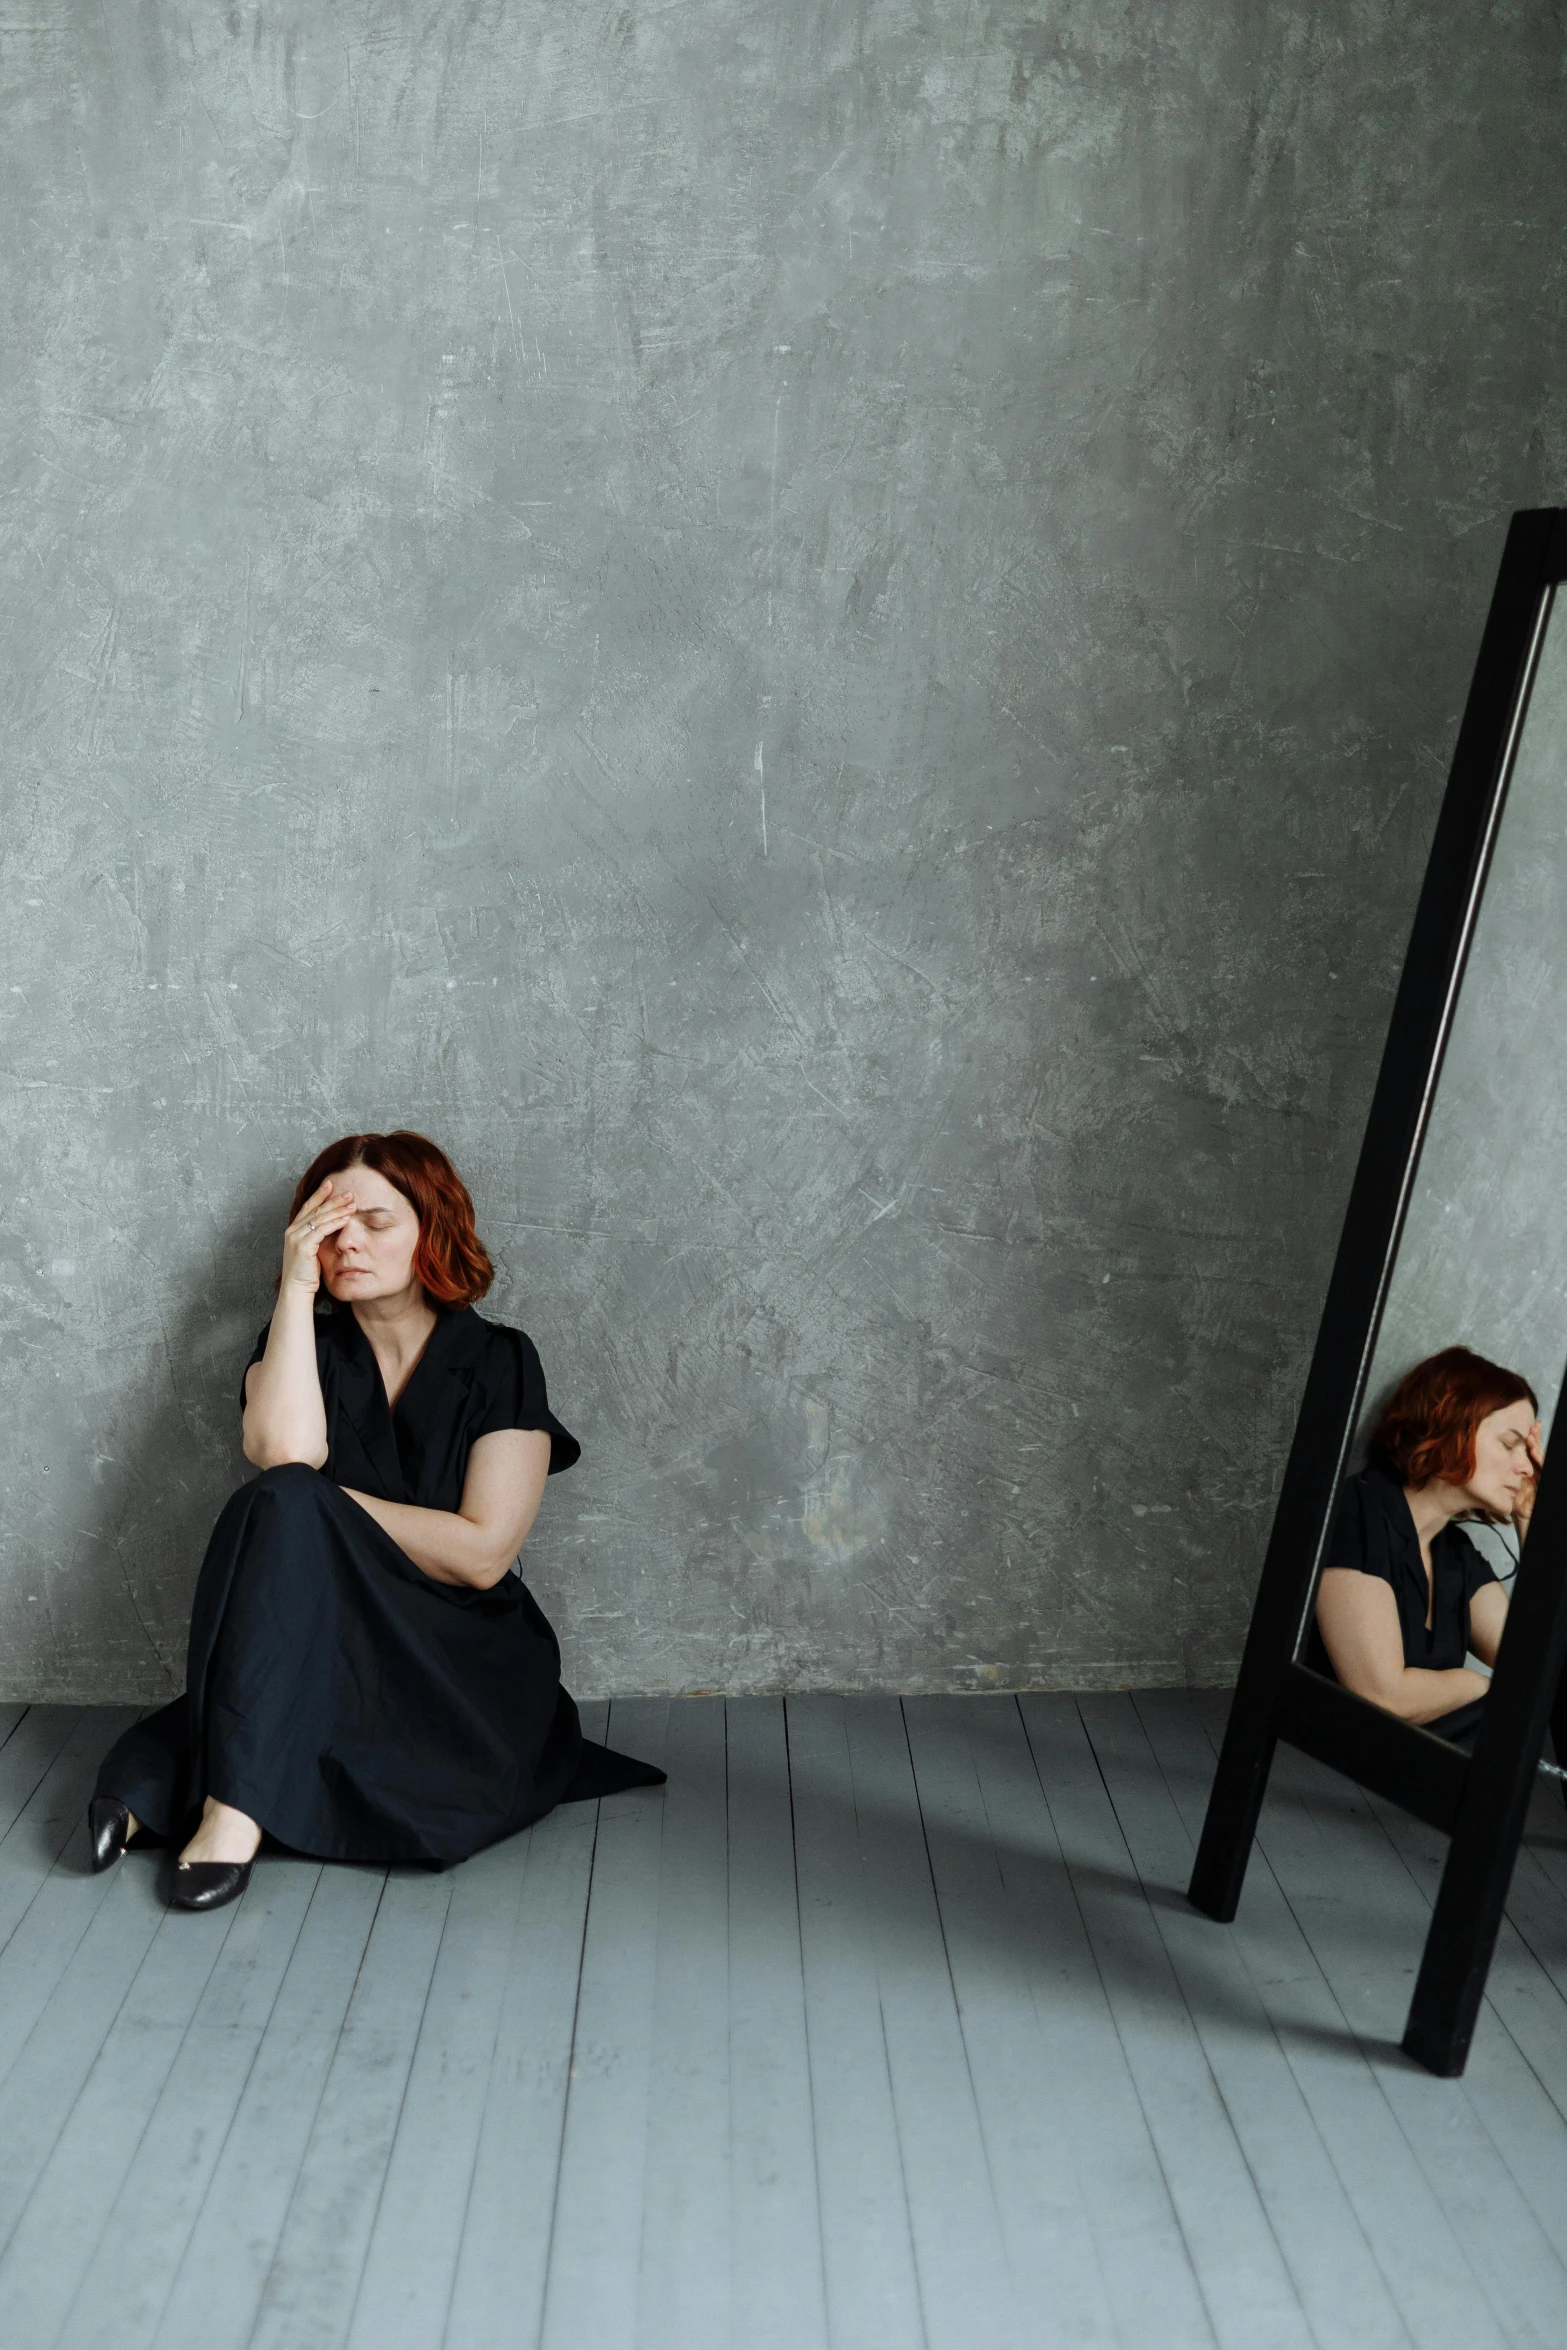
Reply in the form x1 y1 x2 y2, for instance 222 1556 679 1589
284 1189 355 1260
302 1215 352 1245
281 1181 354 1290
290 1191 354 1235
288 1179 333 1224
292 1176 349 1220
1515 1434 1541 1532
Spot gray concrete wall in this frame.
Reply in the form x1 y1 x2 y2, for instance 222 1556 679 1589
1357 593 1567 1580
5 3 1567 1701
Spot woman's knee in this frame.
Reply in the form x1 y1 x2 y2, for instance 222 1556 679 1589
252 1461 330 1506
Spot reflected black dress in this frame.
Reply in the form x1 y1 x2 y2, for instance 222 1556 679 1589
93 1304 663 1864
1305 1463 1502 1745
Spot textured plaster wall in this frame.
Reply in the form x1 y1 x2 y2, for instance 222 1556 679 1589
5 3 1567 1701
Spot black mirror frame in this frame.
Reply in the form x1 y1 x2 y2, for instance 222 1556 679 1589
1188 507 1567 2077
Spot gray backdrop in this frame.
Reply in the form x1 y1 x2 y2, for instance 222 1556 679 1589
6 3 1567 1702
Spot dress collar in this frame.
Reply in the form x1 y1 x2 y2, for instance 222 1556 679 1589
321 1305 482 1475
1361 1463 1465 1575
319 1309 402 1497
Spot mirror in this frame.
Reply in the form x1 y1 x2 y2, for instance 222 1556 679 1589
1294 586 1567 1746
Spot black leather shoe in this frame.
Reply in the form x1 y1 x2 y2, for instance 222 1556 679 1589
169 1860 254 1913
89 1797 131 1874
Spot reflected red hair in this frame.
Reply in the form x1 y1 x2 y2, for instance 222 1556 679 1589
1369 1346 1536 1488
289 1131 493 1309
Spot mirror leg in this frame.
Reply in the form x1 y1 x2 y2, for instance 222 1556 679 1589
1187 1690 1277 1922
1402 1763 1533 2076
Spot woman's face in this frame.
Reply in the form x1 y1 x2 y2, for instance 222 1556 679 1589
1461 1398 1539 1521
317 1164 423 1304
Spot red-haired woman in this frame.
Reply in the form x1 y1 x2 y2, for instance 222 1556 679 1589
1310 1345 1544 1741
88 1132 662 1912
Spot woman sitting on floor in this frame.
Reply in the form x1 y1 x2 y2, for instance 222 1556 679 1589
1309 1345 1543 1744
89 1129 663 1912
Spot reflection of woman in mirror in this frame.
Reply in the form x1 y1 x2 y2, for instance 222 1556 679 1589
1310 1347 1544 1742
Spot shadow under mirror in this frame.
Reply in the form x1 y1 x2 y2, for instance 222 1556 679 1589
1294 586 1567 1752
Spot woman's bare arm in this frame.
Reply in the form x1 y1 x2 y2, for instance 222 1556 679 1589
242 1290 328 1468
1466 1579 1510 1671
1314 1569 1491 1725
341 1428 552 1589
241 1177 357 1469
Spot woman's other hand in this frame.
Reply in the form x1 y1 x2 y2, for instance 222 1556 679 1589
280 1178 355 1294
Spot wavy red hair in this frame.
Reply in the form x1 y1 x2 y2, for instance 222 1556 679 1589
288 1131 494 1309
1369 1345 1536 1489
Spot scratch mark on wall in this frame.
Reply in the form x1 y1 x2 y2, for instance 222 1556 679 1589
235 552 252 720
447 662 464 808
700 891 804 1043
494 234 523 366
768 392 782 628
80 601 118 756
841 918 942 997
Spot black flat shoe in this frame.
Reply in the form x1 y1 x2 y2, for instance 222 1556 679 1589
169 1860 253 1913
89 1797 131 1874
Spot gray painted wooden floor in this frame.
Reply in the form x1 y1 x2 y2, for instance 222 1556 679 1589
3 1692 1567 2350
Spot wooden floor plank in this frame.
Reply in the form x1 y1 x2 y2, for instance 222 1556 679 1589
48 1860 324 2350
244 1867 455 2350
1207 1712 1564 2348
442 1801 600 2350
725 1696 829 2350
1487 1763 1567 2007
837 1697 1027 2350
1358 1785 1567 2264
904 1695 1200 2349
0 1707 138 1965
1082 1693 1414 2350
784 1693 934 2350
0 1872 243 2347
634 1697 730 2350
1 1690 1562 2350
150 1866 387 2350
1277 1742 1567 2348
343 1833 535 2350
1495 1848 1567 2038
0 1706 75 1844
1019 1694 1316 2350
1140 1690 1517 2350
537 1698 671 2350
0 1849 169 2255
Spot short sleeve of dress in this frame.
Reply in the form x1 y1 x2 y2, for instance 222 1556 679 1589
240 1322 272 1415
1452 1525 1501 1601
1323 1476 1392 1583
472 1326 582 1475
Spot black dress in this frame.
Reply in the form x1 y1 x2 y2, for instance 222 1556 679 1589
94 1304 663 1864
1305 1463 1502 1743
